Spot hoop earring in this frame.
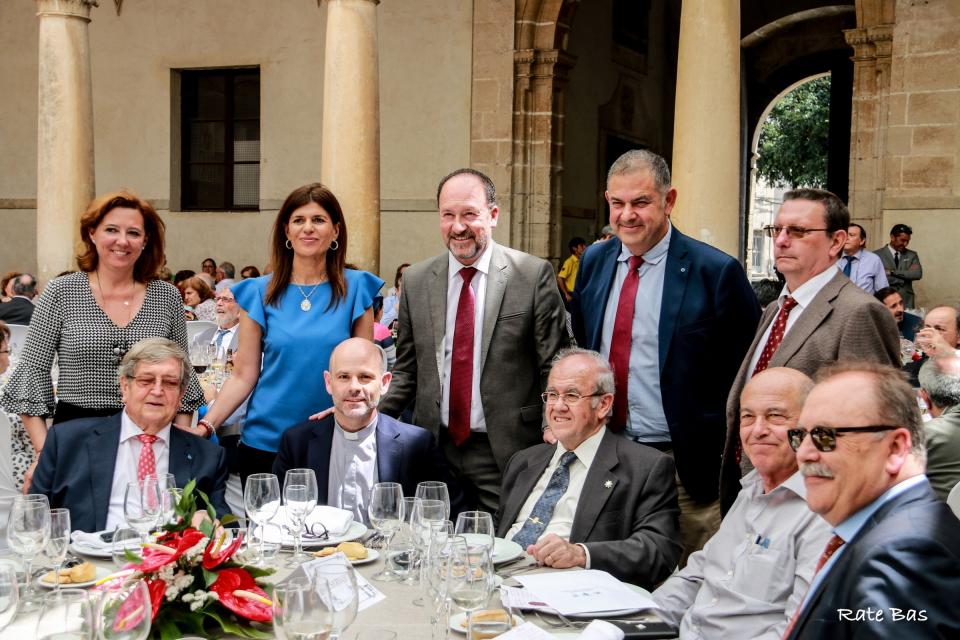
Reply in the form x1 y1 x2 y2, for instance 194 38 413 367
285 239 292 250
330 239 339 251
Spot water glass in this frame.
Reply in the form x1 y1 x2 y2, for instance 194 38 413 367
96 579 152 640
147 473 178 526
283 468 318 567
7 495 51 611
273 577 334 640
447 543 494 631
385 527 416 583
244 473 281 568
312 563 359 640
111 528 143 568
45 509 71 592
0 563 19 631
368 482 404 581
454 511 495 555
35 588 93 639
123 479 162 543
415 481 451 520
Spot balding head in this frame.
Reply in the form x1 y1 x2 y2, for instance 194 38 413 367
325 338 391 431
919 355 960 414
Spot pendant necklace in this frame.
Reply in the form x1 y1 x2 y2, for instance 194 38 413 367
295 279 324 311
95 269 133 325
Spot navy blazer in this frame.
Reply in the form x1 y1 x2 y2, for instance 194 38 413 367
0 297 34 325
31 412 230 532
273 413 466 515
570 230 760 503
787 481 960 639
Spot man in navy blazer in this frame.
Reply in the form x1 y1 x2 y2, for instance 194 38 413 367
570 150 760 560
32 338 229 532
786 362 960 639
274 338 463 523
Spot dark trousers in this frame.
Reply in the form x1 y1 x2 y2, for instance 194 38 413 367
238 442 278 488
439 430 502 514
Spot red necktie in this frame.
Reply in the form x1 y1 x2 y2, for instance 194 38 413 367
608 255 644 432
782 534 844 639
449 267 477 446
137 434 158 482
752 296 798 376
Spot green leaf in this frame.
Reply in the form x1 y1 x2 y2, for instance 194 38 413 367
199 519 214 538
203 567 219 588
201 609 274 639
220 514 238 526
124 549 143 563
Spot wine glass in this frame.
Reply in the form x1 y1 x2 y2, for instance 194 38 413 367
35 588 93 639
283 468 318 567
409 499 446 593
147 473 178 526
368 482 404 581
446 542 494 632
424 534 459 640
454 511 495 556
244 473 281 568
111 528 143 568
45 509 71 592
7 495 51 611
96 579 152 640
272 577 334 640
415 482 451 520
0 563 19 631
123 479 162 544
312 563 359 640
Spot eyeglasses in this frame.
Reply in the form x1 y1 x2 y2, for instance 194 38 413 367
541 390 604 405
213 296 235 304
130 376 182 392
763 225 831 239
787 425 901 452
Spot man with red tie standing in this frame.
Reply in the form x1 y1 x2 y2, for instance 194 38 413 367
379 169 567 511
571 150 760 561
719 189 900 511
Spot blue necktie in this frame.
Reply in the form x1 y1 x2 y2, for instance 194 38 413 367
843 255 856 277
214 329 229 351
511 451 578 548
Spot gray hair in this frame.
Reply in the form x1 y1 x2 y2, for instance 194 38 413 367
373 342 388 375
552 347 615 396
919 355 960 410
606 149 672 195
220 261 236 279
117 337 191 390
12 274 38 297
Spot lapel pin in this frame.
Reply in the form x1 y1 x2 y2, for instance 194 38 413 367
187 453 193 461
604 480 614 489
680 267 687 273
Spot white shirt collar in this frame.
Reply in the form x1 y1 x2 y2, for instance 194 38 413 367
448 241 494 281
553 426 606 469
335 414 379 442
779 263 838 309
618 223 672 265
120 409 172 446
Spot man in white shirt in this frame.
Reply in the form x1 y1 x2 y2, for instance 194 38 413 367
495 348 680 588
653 367 831 639
31 338 229 532
274 338 462 525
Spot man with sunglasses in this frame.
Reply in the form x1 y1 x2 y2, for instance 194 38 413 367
720 189 900 511
784 361 960 639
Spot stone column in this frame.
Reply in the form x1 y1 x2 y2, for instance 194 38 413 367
35 0 97 283
321 0 380 274
670 0 741 257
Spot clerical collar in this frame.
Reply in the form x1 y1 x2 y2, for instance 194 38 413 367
335 414 379 441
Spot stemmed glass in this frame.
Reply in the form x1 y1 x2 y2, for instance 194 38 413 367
244 473 281 568
111 528 143 568
96 579 152 640
35 588 93 639
312 563 359 640
272 577 334 640
7 494 51 611
409 499 447 593
45 509 72 592
368 482 405 581
123 479 162 544
454 511 495 556
148 473 178 527
415 482 451 520
446 541 495 633
423 533 457 640
0 563 19 631
283 468 318 567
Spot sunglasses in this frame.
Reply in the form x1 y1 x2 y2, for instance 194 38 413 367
787 425 901 452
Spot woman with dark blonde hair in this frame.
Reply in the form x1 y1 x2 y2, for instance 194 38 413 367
0 190 206 488
200 183 382 480
181 275 216 321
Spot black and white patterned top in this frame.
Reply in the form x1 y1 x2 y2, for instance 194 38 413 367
0 271 204 416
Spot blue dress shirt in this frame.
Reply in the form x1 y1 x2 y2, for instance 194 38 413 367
837 249 888 294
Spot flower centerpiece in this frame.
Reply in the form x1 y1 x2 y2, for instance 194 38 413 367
104 479 274 639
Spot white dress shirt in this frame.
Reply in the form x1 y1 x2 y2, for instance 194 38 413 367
746 265 839 375
440 245 493 432
105 411 172 530
327 416 379 525
209 323 239 357
599 226 671 442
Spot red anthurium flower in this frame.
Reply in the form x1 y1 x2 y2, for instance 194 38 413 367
136 529 207 573
202 531 244 570
209 568 273 622
147 578 166 620
112 580 151 631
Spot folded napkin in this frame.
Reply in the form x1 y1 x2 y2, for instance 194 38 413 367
578 620 625 640
262 505 355 543
70 530 112 551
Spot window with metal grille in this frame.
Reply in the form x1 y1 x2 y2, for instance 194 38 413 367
180 68 260 210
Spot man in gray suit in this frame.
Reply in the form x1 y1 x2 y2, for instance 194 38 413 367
379 168 567 511
719 189 900 510
494 348 680 588
874 223 922 308
919 355 960 500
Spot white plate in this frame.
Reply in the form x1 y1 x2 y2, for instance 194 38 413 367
69 542 114 559
256 519 368 549
460 535 525 565
563 584 655 619
38 565 111 589
449 611 523 634
312 548 380 566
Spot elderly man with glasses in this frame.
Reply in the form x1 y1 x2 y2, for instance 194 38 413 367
494 348 681 588
783 361 960 639
720 189 901 511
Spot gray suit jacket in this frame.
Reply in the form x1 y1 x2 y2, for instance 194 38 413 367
874 246 922 308
924 404 960 501
719 271 900 509
379 243 567 468
494 429 681 588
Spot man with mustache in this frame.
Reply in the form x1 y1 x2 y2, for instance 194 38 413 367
274 338 461 525
784 361 960 639
380 169 567 511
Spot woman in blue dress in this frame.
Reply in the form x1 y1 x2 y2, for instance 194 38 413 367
199 183 383 482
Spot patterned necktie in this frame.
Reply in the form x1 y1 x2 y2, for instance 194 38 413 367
782 534 845 639
752 296 798 376
214 329 229 352
137 434 158 483
511 451 578 548
449 267 477 446
608 255 644 432
843 255 856 277
894 251 901 268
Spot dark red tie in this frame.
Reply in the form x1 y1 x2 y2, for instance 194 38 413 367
608 255 644 432
782 534 844 639
449 267 477 446
752 296 798 376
